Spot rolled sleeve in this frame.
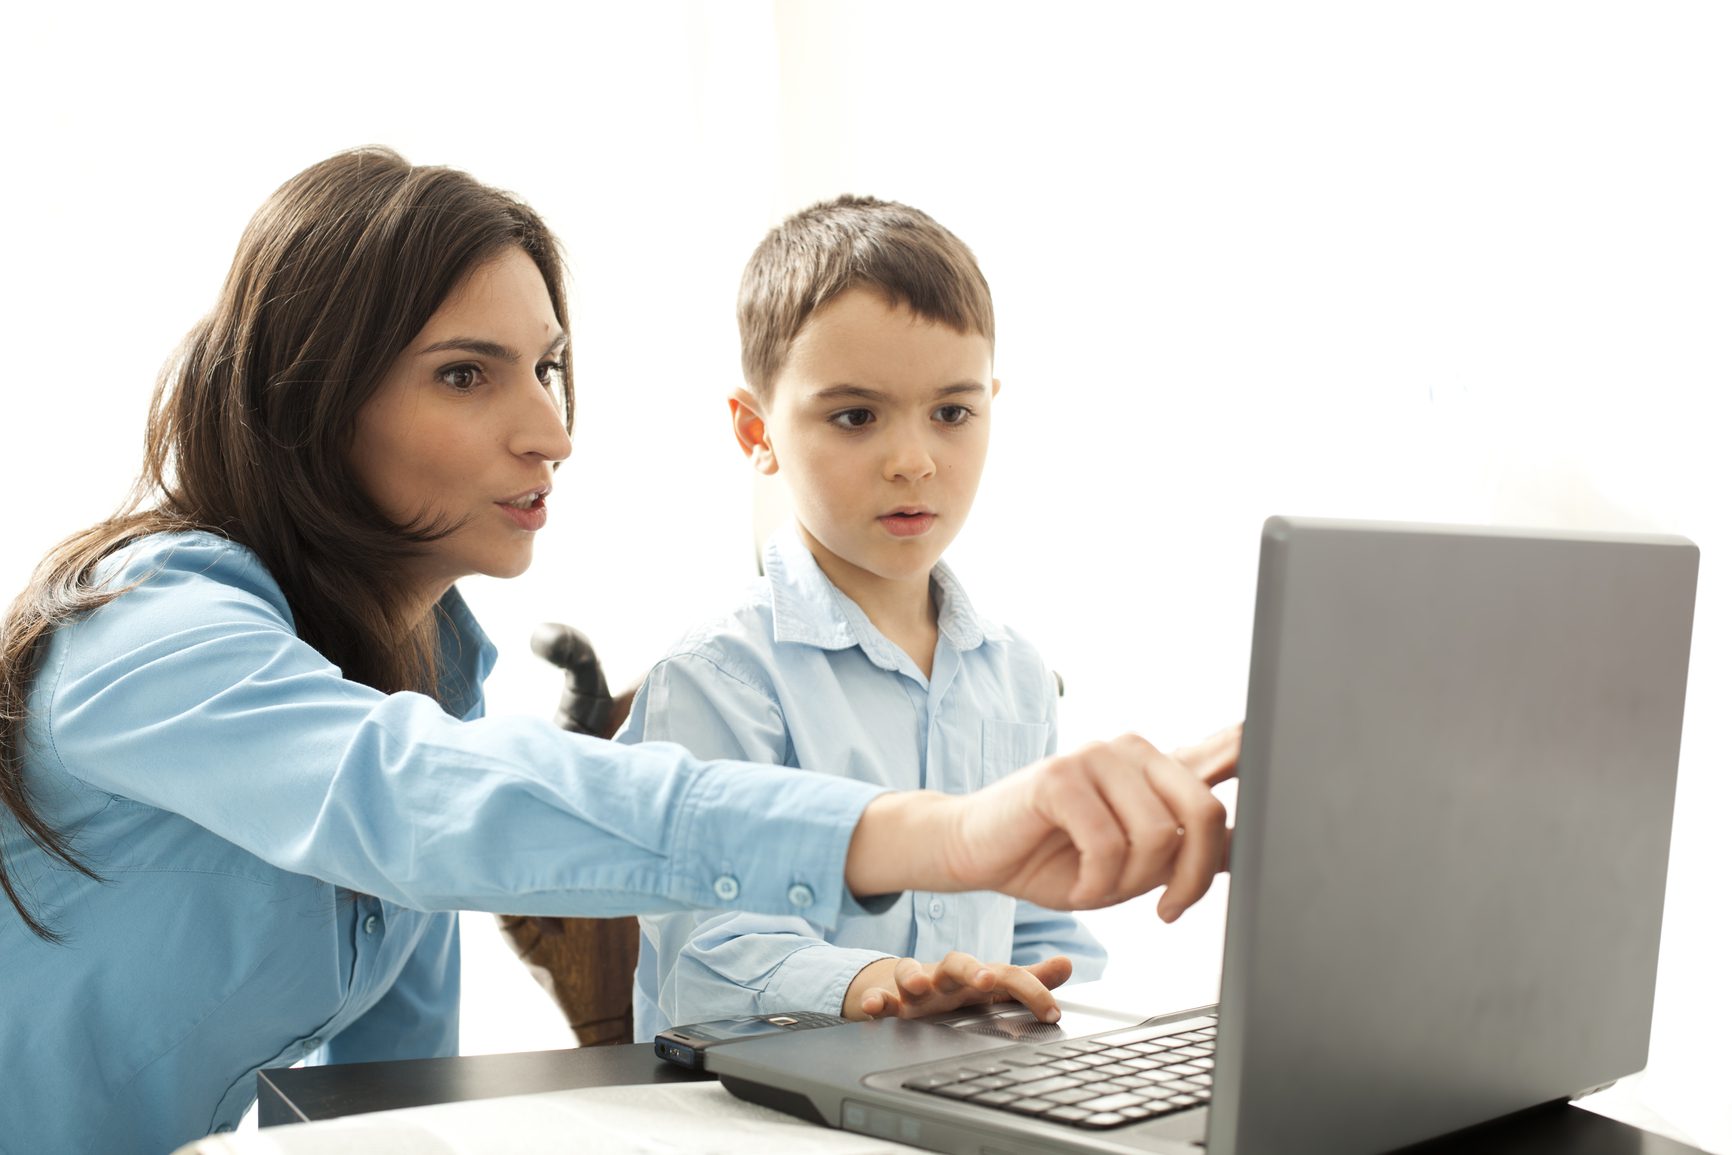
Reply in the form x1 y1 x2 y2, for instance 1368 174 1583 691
646 910 893 1024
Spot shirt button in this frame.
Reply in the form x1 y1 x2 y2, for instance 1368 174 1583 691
787 884 815 909
928 899 945 919
363 915 380 935
713 875 741 902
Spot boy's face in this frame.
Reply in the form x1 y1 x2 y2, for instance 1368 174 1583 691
733 287 998 595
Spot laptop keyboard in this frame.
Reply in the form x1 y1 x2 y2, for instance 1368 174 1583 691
901 1016 1216 1131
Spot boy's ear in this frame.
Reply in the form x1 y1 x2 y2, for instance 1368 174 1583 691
991 377 1001 400
729 389 778 476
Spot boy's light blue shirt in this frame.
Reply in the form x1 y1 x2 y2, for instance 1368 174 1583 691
0 532 890 1155
620 529 1106 1039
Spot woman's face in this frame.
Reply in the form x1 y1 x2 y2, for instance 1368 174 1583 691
350 247 573 604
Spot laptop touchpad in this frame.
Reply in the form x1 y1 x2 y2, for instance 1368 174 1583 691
939 1006 1157 1042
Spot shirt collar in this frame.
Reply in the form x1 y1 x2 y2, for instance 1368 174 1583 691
433 585 498 718
763 527 1004 671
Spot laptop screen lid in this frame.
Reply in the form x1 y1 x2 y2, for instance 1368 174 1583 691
1209 517 1698 1154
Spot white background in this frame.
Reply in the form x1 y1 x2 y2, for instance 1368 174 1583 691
3 3 1726 1148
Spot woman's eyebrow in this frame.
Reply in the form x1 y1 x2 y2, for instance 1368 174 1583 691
417 332 569 361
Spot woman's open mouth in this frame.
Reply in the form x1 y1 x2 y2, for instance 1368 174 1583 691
497 488 550 531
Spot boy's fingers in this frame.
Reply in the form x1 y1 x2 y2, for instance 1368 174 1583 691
987 964 1062 1023
1024 954 1074 990
933 951 992 996
868 988 903 1018
893 957 932 998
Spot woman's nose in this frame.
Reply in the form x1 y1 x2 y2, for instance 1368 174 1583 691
508 372 574 463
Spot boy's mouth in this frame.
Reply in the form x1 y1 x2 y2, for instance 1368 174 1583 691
879 509 936 538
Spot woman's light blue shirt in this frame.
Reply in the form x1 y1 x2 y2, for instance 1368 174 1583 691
619 531 1106 1040
0 532 889 1155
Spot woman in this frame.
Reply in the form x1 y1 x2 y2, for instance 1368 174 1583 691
0 148 1230 1154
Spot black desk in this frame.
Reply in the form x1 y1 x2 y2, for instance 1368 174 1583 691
259 1044 1708 1153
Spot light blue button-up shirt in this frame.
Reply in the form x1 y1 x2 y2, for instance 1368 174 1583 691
0 532 890 1155
620 531 1106 1040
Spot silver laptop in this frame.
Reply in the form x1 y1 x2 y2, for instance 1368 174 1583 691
707 517 1699 1155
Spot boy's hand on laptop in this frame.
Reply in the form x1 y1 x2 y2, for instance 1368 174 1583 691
843 952 1073 1023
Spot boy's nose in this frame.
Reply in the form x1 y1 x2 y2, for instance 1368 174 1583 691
883 436 937 482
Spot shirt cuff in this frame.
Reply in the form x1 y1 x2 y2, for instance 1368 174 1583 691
763 941 898 1016
673 757 895 930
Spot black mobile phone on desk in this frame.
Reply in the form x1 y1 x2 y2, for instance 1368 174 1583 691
654 1011 848 1070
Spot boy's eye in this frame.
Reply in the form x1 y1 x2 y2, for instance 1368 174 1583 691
830 408 874 430
934 404 974 425
438 363 483 392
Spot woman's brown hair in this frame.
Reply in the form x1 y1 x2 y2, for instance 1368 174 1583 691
0 147 575 940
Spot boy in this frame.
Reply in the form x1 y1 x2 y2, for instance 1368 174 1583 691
618 195 1106 1041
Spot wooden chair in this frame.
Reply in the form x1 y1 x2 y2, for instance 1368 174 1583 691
495 624 640 1047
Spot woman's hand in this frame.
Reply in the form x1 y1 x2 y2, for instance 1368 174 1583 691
846 733 1231 921
1171 722 1243 786
843 952 1074 1023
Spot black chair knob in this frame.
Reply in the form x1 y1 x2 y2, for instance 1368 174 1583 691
530 622 616 738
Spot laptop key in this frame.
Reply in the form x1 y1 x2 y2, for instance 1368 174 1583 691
932 1082 984 1099
998 1052 1048 1067
1012 1075 1084 1098
971 1091 1018 1107
1002 1065 1065 1083
1078 1112 1130 1130
1044 1106 1092 1124
1003 1097 1061 1116
1094 1063 1136 1078
1074 1092 1145 1113
1099 1074 1149 1089
901 1074 957 1091
1048 1058 1088 1073
1042 1087 1104 1106
966 1075 1015 1091
961 1063 1012 1077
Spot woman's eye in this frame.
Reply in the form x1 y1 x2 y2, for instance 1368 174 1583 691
934 404 974 425
438 364 483 392
536 359 565 389
830 408 874 430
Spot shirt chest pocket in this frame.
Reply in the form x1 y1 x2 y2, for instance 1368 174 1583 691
979 719 1052 787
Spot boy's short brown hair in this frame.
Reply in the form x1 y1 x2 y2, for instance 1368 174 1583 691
737 195 994 400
